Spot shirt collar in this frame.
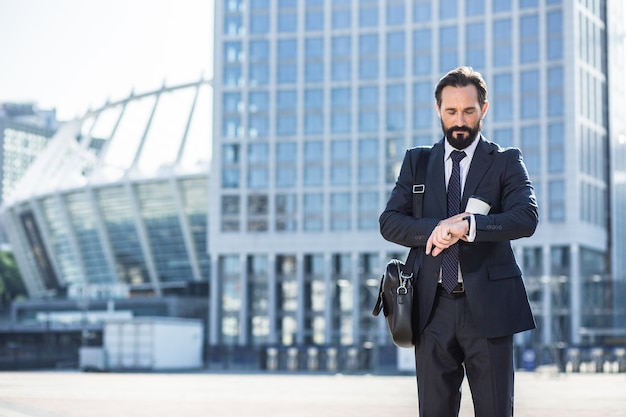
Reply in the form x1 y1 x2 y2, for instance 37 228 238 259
445 134 480 161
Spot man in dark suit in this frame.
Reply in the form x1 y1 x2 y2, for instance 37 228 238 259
380 66 539 417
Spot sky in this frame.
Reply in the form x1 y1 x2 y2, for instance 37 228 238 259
0 0 214 120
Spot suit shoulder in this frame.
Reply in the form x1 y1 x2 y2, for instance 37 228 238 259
485 140 522 157
407 145 433 154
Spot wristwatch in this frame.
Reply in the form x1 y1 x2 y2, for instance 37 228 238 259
462 215 471 233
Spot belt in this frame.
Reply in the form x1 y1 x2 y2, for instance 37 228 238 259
437 282 465 297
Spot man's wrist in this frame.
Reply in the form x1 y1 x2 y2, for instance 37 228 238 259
462 215 471 234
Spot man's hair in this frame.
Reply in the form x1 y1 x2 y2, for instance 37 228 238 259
435 66 488 108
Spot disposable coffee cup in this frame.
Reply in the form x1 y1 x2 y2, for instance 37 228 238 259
466 195 491 215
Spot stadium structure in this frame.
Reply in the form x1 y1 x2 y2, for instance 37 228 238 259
0 80 213 369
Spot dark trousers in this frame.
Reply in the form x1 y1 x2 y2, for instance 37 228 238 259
414 291 514 417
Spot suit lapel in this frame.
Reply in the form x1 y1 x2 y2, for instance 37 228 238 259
462 136 495 206
427 139 447 215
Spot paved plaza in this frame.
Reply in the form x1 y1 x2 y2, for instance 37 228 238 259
0 370 625 417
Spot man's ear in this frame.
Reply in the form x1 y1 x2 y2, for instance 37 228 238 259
481 100 489 118
435 103 441 118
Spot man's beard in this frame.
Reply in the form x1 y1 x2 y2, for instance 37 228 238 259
442 120 481 150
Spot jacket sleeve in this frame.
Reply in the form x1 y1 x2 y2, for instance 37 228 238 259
379 149 439 248
473 148 539 242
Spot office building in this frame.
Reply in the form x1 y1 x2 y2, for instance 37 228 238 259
210 0 625 365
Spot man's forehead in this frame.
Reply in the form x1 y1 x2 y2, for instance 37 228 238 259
439 85 480 106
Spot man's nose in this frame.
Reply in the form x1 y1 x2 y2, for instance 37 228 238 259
454 113 466 126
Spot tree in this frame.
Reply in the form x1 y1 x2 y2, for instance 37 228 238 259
0 250 27 310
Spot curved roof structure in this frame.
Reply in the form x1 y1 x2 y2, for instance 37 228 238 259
7 79 212 203
1 79 213 299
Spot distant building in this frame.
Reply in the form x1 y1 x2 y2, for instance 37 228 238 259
0 103 57 243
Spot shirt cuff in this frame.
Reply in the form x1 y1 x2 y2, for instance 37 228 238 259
465 214 476 242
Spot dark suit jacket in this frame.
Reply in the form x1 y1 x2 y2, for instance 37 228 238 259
380 137 539 339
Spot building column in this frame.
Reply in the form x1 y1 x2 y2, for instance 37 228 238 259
351 251 360 345
570 243 582 344
296 252 305 345
542 244 552 345
268 254 278 345
239 252 248 345
209 255 220 345
324 252 334 344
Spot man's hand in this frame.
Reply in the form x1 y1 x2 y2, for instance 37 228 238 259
425 212 470 257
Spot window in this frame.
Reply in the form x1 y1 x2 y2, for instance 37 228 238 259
359 34 379 80
547 10 563 60
305 114 323 135
465 22 485 70
358 192 379 229
276 194 297 231
249 91 269 112
466 0 484 16
223 93 241 113
276 142 297 163
358 86 378 133
332 36 351 81
331 140 351 161
548 123 564 173
305 89 323 109
250 13 269 34
493 128 514 149
493 0 511 12
332 8 351 29
304 141 323 161
387 3 405 25
413 0 431 22
330 192 351 230
413 81 432 129
520 0 538 8
249 115 268 138
248 194 268 232
548 66 564 116
222 143 240 164
304 141 324 186
548 180 565 222
439 26 458 72
305 38 323 58
359 139 378 184
521 125 540 176
413 28 432 75
278 11 297 32
493 19 512 67
439 0 457 19
386 32 405 78
360 5 377 27
306 11 323 31
303 193 324 231
521 70 540 119
493 73 513 121
520 14 539 63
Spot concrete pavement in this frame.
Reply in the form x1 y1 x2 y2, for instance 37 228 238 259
0 370 625 416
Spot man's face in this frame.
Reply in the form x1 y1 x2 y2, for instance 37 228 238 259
437 85 489 150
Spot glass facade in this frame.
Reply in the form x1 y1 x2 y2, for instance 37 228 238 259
209 0 625 355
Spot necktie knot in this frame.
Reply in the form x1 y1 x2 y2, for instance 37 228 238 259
451 150 466 164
